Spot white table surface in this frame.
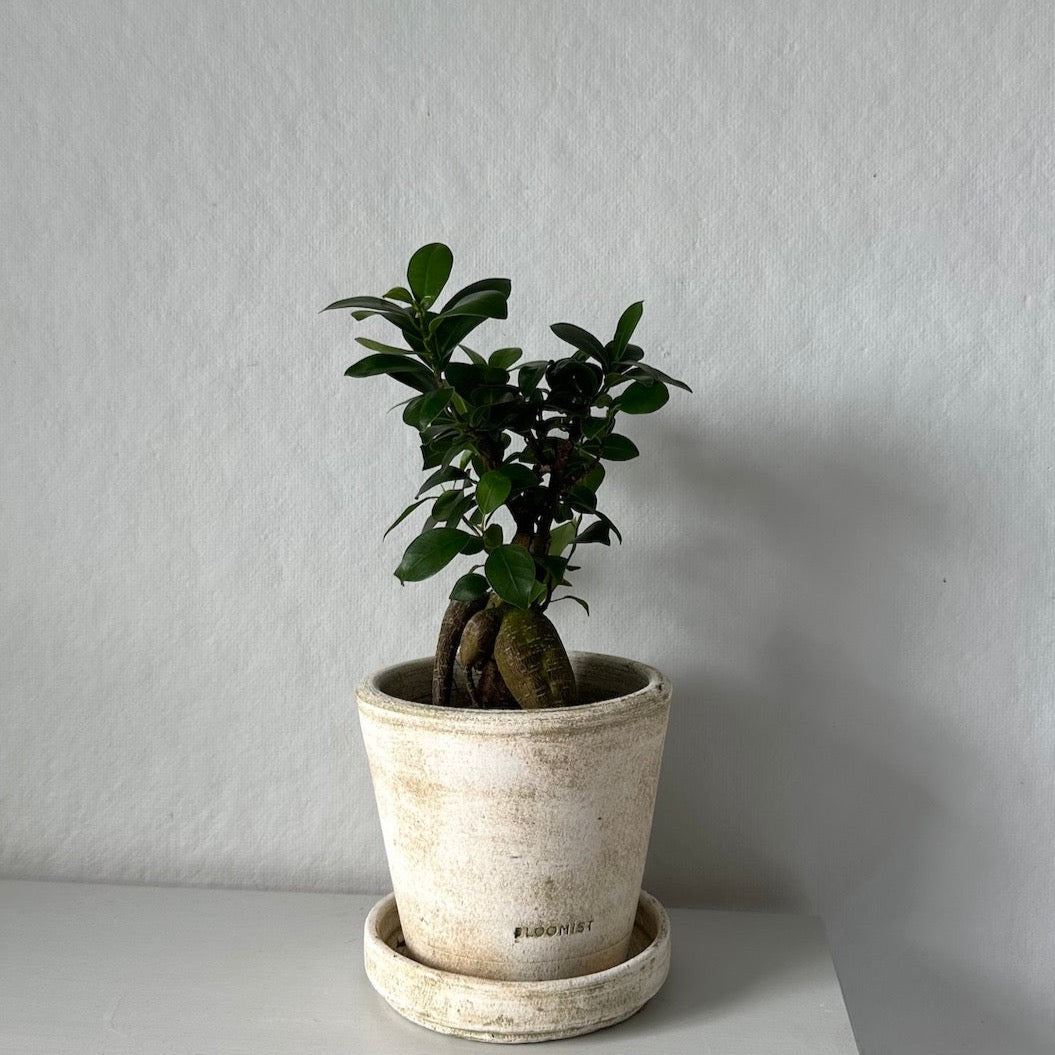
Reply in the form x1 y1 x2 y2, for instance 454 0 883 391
0 880 859 1053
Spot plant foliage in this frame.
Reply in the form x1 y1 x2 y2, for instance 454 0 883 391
325 243 689 707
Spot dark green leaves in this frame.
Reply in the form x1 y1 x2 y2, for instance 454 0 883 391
618 380 669 414
345 354 435 393
575 521 612 545
489 347 523 369
578 462 605 492
402 388 453 429
565 485 598 514
548 521 577 555
417 464 468 496
436 288 509 320
628 362 692 393
355 336 413 355
601 434 640 460
449 572 490 602
517 360 548 394
432 489 472 525
483 523 504 550
344 353 420 378
407 243 454 305
594 510 623 543
427 279 513 357
445 362 509 396
551 322 606 363
322 295 409 317
440 278 512 312
325 241 692 620
395 528 475 583
581 415 609 440
384 498 430 537
545 359 603 410
611 301 643 358
485 545 537 609
533 554 570 585
476 469 512 515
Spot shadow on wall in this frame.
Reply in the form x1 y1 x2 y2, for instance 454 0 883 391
641 420 960 913
633 419 1050 1053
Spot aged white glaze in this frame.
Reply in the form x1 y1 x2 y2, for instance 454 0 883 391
357 652 672 983
363 889 672 1043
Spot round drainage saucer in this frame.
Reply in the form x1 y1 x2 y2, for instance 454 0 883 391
363 890 671 1044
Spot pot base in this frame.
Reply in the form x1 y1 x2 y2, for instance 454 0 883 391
363 890 670 1044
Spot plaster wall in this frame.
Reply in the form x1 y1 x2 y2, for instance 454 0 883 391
2 3 1053 1052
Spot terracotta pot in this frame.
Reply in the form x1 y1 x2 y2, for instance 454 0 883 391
357 651 671 983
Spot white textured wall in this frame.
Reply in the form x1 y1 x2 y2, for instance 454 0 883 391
2 2 1053 1052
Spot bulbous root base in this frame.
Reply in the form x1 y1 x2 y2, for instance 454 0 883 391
433 596 577 709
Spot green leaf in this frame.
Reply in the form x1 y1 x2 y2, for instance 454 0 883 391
460 344 488 365
566 485 597 514
420 442 444 472
601 434 640 461
345 354 435 393
618 380 669 414
383 286 414 303
544 359 603 410
483 523 504 550
384 498 431 538
406 243 454 305
434 288 509 321
550 322 607 362
430 283 511 358
345 353 427 378
417 464 468 496
581 415 610 440
612 301 643 358
476 469 513 515
489 347 523 369
499 463 539 491
354 336 414 356
443 494 475 528
394 528 474 583
471 385 520 408
467 390 520 429
449 572 490 602
575 521 611 545
517 360 548 394
578 462 605 492
627 363 693 393
485 545 537 609
432 490 466 521
402 388 454 429
595 510 623 543
534 554 570 584
322 295 410 317
440 278 511 310
444 362 509 397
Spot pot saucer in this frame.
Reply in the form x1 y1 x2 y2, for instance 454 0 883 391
363 890 671 1044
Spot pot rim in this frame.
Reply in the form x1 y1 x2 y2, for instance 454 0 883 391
357 651 670 734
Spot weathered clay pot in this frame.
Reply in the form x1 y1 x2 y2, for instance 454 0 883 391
363 889 671 1042
357 651 671 983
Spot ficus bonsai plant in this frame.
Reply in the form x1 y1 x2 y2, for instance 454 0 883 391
324 242 689 713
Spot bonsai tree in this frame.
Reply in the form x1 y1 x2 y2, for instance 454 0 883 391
324 243 689 710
